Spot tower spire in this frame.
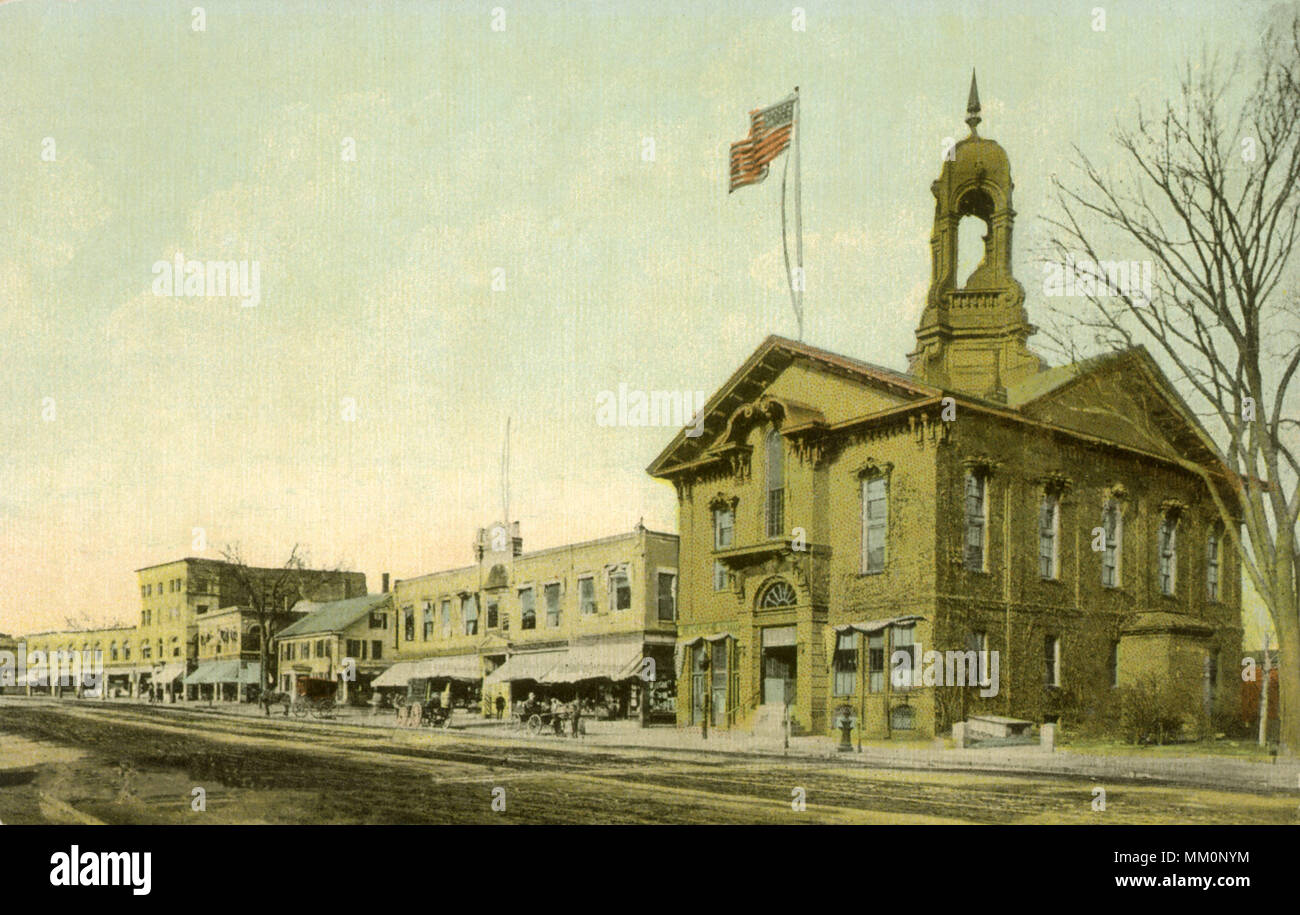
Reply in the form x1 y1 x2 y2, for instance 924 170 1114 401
965 69 981 133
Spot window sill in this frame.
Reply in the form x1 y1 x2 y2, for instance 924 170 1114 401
858 569 886 578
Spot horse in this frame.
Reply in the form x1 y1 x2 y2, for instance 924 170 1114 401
259 689 292 717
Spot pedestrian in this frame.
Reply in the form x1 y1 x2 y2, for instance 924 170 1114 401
494 694 505 720
570 693 582 739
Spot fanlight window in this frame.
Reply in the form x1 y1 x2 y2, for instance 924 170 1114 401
759 581 797 608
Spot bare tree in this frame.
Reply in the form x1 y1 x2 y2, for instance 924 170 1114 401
218 543 310 699
1041 21 1300 754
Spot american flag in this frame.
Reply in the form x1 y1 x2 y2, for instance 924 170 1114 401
728 96 796 193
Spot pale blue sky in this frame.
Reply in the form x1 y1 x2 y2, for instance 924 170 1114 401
0 0 1278 636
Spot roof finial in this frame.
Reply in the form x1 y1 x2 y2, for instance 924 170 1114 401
966 69 981 133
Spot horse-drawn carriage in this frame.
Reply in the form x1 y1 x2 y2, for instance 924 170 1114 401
392 676 453 730
291 677 338 719
511 700 577 736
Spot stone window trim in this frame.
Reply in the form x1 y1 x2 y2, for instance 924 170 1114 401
1100 496 1125 590
706 492 739 512
1157 500 1186 598
856 461 892 576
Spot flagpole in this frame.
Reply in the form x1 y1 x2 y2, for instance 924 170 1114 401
793 86 803 341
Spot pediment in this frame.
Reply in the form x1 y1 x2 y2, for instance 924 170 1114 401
648 335 936 478
1009 347 1228 480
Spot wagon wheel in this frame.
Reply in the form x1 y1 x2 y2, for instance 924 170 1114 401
527 714 543 735
292 698 309 718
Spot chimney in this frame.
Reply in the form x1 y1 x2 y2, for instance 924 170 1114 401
382 572 390 593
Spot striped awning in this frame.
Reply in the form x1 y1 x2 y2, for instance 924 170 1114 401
185 660 262 686
831 615 924 635
484 649 567 685
372 654 482 688
541 638 644 684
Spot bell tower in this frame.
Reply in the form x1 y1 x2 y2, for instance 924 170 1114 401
906 72 1044 399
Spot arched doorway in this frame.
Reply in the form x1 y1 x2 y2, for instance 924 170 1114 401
757 580 798 708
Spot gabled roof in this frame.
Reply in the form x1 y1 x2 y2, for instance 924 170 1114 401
647 335 938 477
277 593 390 638
1009 345 1230 476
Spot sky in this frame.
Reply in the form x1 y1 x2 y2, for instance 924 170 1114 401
0 0 1284 639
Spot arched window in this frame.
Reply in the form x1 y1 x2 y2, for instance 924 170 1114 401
759 580 797 608
955 188 994 287
765 428 784 539
110 641 119 661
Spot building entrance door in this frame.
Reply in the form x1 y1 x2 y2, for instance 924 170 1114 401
762 646 796 706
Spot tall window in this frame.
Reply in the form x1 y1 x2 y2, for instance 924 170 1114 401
462 594 478 636
862 476 888 573
691 644 709 725
766 429 784 538
422 602 434 640
833 632 859 696
440 599 451 638
578 576 596 615
1101 499 1122 588
892 626 916 690
1038 493 1059 579
403 605 415 641
711 639 728 726
868 633 885 693
1206 524 1221 602
519 587 535 630
610 567 631 611
544 583 561 628
657 572 676 621
713 505 734 549
1108 641 1119 688
1045 635 1061 687
486 599 499 629
964 471 987 570
1158 513 1178 596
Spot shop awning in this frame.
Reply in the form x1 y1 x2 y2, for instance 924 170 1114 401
678 632 736 646
152 663 187 683
541 638 645 684
372 654 482 688
484 649 567 685
831 615 924 635
372 660 422 688
185 660 262 686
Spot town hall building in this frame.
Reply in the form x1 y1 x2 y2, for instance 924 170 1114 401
649 80 1243 741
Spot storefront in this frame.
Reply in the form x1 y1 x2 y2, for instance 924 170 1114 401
185 659 262 702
